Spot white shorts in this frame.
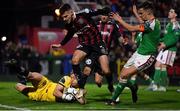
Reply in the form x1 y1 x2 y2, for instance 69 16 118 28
124 51 155 71
156 50 176 66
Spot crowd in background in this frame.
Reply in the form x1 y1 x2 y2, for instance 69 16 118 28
75 0 180 18
0 41 41 74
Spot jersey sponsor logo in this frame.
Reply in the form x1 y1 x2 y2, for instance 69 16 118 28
76 44 83 48
101 31 110 36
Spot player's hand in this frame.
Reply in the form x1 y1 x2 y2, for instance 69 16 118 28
109 12 122 22
132 5 138 14
51 44 61 49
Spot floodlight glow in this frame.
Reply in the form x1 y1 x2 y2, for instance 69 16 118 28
55 9 60 16
1 36 7 42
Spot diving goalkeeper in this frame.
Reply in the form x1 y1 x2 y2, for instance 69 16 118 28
5 59 86 104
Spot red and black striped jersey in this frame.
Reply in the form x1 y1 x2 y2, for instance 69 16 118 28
97 20 121 50
60 8 111 46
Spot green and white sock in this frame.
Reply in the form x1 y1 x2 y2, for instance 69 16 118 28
160 68 168 87
127 78 136 86
112 81 126 101
153 67 161 86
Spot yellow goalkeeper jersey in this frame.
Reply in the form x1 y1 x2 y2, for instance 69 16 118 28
27 76 72 102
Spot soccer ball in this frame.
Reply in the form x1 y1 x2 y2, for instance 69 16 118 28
67 87 78 95
63 93 75 101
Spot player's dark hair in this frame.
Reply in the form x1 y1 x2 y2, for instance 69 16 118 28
138 1 154 14
169 8 177 14
59 3 72 16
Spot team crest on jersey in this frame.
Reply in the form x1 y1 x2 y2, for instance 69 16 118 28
85 59 92 65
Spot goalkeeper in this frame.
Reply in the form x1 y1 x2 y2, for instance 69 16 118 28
5 59 86 104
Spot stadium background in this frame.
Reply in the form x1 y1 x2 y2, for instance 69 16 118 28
0 0 180 87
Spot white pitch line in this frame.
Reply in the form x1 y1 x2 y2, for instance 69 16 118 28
0 104 31 111
63 106 135 110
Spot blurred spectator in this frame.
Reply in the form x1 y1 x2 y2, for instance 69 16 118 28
28 46 42 73
121 34 133 59
0 41 42 74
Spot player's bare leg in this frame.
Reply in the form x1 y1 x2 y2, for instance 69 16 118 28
99 55 114 93
71 50 87 88
95 73 103 87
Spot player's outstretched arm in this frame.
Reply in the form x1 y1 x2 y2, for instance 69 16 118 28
110 12 141 32
78 7 111 17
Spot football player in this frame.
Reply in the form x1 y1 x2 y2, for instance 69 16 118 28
5 59 86 104
149 9 180 91
107 1 161 105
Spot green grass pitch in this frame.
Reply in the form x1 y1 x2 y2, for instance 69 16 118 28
0 82 180 110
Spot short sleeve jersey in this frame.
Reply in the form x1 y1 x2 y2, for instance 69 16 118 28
161 21 180 51
137 19 161 55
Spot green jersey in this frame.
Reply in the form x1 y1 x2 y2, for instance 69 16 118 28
161 21 180 51
137 19 161 55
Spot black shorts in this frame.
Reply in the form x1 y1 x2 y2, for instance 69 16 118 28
84 52 102 75
76 41 108 57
